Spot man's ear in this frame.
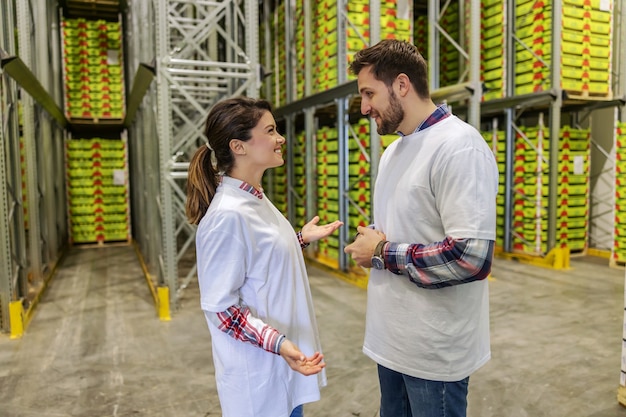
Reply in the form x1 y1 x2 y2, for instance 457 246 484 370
395 73 411 97
229 139 246 155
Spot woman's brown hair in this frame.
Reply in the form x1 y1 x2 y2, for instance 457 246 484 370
186 96 272 224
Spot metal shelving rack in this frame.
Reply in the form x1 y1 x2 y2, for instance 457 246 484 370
0 0 68 335
271 0 481 273
129 0 260 310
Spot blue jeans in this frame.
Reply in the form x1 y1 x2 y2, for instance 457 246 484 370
378 364 469 417
290 405 303 417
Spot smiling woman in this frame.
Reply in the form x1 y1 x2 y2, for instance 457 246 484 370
184 96 343 417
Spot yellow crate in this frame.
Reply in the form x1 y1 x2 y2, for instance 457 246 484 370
589 21 611 35
585 69 609 82
588 8 612 23
587 57 610 70
562 79 584 91
588 44 610 58
587 81 610 94
562 54 583 68
562 16 586 32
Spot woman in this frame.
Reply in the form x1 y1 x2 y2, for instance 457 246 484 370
186 96 342 417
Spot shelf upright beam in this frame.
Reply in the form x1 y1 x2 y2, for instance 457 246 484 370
427 0 440 92
285 1 295 224
154 0 259 307
467 0 481 129
369 0 381 219
618 0 626 124
303 0 316 239
503 0 515 253
0 0 27 333
15 0 43 287
337 0 349 271
35 0 58 263
547 0 563 251
616 0 626 406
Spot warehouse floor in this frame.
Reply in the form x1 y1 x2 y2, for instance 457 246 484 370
0 245 625 417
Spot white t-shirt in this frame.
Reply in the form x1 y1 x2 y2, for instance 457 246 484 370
196 176 325 417
364 115 498 382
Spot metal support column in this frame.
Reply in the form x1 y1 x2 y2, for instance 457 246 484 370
369 0 381 215
547 0 563 251
503 0 516 253
35 0 58 261
467 0 481 128
16 0 43 285
615 0 626 405
0 0 27 333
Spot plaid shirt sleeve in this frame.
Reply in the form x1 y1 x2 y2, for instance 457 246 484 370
206 305 286 354
383 237 494 289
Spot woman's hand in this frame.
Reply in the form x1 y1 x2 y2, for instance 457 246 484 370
301 215 343 244
279 339 326 376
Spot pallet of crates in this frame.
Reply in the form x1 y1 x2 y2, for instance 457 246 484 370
562 0 612 99
514 0 551 95
481 0 507 101
61 16 125 123
316 126 340 268
482 128 507 248
347 119 372 279
557 126 590 255
514 124 551 256
612 122 626 266
293 130 308 228
514 0 613 98
66 137 131 246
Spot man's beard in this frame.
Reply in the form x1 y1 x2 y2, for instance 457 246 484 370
376 90 404 135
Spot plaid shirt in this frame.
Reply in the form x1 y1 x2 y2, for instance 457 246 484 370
209 179 307 354
382 104 494 287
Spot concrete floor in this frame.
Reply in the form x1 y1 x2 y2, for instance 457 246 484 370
1 245 625 417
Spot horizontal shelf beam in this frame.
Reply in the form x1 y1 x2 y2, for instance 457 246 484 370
0 51 67 128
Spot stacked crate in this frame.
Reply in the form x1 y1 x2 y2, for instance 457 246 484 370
481 0 507 100
348 119 372 256
273 3 288 107
439 2 461 88
270 153 288 216
482 128 507 247
614 122 626 263
293 130 307 228
313 1 412 92
61 17 125 120
515 0 613 97
512 123 590 255
558 127 590 252
317 126 340 264
414 14 428 52
313 1 342 92
66 138 130 244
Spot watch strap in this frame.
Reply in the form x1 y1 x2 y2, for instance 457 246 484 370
374 240 388 258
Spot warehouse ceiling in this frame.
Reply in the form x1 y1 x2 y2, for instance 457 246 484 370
59 0 127 21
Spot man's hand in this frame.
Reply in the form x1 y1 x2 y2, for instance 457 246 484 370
279 339 326 376
301 215 343 244
344 225 386 268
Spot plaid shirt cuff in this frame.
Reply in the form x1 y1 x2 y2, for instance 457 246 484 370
384 241 411 275
297 231 309 249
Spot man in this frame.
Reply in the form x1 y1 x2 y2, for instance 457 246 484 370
344 39 498 417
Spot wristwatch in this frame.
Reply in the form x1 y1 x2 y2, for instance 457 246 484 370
371 240 388 270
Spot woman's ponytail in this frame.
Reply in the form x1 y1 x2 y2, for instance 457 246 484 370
186 145 219 225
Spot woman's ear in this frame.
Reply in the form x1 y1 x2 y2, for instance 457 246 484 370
229 139 247 156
